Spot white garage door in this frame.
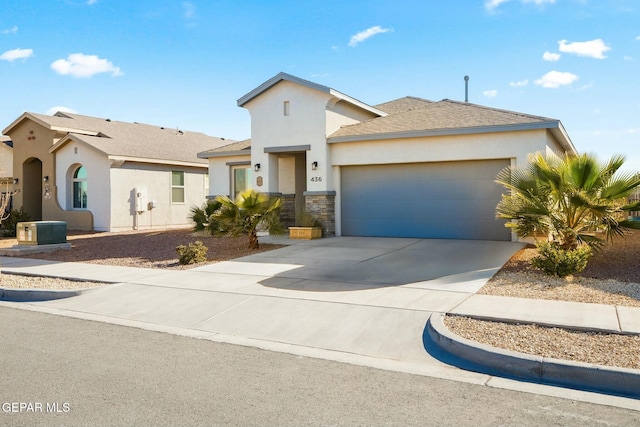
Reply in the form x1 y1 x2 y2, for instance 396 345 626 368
341 160 511 241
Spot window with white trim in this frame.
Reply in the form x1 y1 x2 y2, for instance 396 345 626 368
72 165 87 209
171 171 185 203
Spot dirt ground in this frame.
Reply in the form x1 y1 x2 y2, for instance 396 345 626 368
0 229 284 269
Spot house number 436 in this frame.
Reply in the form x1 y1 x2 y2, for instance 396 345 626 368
310 176 322 182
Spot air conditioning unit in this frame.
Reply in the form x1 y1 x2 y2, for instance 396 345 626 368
16 221 67 246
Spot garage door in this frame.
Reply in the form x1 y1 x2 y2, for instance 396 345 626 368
341 160 511 241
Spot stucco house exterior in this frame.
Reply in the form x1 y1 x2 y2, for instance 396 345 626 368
4 112 230 231
199 72 577 241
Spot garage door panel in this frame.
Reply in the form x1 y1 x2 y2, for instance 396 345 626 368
341 160 510 241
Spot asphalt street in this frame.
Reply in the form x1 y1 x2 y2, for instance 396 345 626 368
1 307 638 427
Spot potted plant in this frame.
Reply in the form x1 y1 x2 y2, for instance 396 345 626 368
289 209 322 240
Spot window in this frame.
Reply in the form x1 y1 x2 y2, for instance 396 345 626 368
204 173 209 197
171 171 185 203
72 166 87 209
231 166 251 200
283 100 290 116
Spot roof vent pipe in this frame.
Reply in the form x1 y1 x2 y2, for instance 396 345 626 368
464 75 469 103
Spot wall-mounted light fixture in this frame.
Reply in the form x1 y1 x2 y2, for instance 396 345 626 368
12 178 18 184
311 161 318 170
254 163 261 172
43 176 49 182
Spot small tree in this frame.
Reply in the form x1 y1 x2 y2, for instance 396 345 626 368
0 180 20 232
192 190 284 249
496 152 640 250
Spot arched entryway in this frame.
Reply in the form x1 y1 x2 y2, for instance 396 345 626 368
22 157 43 220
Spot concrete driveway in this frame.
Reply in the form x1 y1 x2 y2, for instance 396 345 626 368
2 237 525 386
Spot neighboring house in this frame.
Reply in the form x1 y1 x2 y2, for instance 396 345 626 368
0 136 13 179
199 72 577 241
4 112 230 231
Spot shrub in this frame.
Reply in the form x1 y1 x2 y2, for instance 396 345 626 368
1 207 31 237
176 241 208 265
531 241 592 278
295 208 322 227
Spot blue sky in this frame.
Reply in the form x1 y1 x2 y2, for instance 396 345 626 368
1 0 639 172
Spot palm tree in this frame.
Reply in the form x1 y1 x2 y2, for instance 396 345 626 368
495 152 640 250
207 189 284 249
190 199 222 233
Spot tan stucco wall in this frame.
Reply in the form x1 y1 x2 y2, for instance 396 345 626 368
7 118 93 229
0 143 13 178
108 163 207 232
208 154 251 197
242 81 334 194
54 140 110 230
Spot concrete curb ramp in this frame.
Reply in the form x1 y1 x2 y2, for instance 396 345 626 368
427 312 640 399
0 287 94 302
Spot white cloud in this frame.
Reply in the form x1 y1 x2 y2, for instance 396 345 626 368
636 36 640 41
2 25 18 35
558 39 610 59
485 0 510 11
542 51 561 61
485 0 554 11
183 1 196 19
624 55 632 61
348 26 391 47
534 71 578 88
87 0 98 4
45 106 78 116
0 48 33 62
51 53 123 78
483 90 498 98
509 79 529 87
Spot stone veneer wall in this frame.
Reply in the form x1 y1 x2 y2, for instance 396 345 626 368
304 191 336 237
279 193 296 229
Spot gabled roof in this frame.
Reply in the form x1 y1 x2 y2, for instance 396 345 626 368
328 99 576 154
5 111 232 167
375 96 434 115
198 139 251 159
237 72 388 117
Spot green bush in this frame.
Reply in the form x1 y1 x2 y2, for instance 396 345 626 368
1 207 31 237
531 241 592 278
176 241 208 265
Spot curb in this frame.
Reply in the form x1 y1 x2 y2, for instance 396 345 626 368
0 287 93 302
426 312 640 398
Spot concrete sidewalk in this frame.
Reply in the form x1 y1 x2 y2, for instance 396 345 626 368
1 237 639 409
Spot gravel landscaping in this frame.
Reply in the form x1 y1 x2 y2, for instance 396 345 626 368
1 228 639 371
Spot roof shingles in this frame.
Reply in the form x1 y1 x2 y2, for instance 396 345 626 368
36 112 231 165
329 99 557 140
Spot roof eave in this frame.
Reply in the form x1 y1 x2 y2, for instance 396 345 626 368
197 150 251 159
108 155 207 168
237 72 330 107
327 121 563 144
551 121 578 155
237 72 387 117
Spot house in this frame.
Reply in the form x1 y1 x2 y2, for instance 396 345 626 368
0 135 13 180
199 72 577 241
4 112 231 231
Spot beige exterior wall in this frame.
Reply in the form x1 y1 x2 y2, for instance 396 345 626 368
0 143 13 178
241 81 378 195
7 119 93 228
108 163 207 232
207 154 250 197
55 141 110 230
